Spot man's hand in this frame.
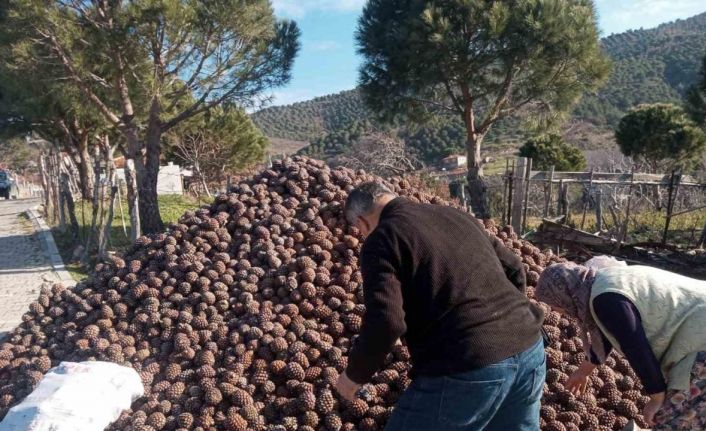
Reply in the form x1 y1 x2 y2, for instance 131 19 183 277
335 371 361 403
566 360 598 395
642 392 665 427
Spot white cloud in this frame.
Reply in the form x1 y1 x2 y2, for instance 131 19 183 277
308 40 341 51
596 0 705 35
272 0 366 18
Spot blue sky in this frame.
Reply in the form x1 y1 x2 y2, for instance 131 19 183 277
268 0 706 107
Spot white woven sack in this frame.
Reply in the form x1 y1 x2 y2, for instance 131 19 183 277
0 361 143 431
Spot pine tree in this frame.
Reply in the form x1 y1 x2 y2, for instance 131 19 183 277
2 0 300 233
519 134 587 171
356 0 610 217
616 103 706 172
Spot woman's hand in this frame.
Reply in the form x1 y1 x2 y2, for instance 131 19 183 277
566 360 598 395
642 392 665 427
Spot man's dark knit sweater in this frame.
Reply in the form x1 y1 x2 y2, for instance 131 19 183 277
346 198 544 384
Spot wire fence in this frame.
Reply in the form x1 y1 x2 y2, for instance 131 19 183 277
442 159 706 249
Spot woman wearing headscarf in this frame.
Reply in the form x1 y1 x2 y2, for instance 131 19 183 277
536 263 706 429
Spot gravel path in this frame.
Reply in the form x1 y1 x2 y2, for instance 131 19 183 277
0 199 59 339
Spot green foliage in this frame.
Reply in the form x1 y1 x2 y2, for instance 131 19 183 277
293 113 530 166
165 106 268 178
0 137 39 173
298 120 374 159
3 0 301 129
518 134 587 171
0 25 100 143
3 0 300 232
253 12 706 165
252 90 370 142
615 103 706 171
356 0 609 140
685 54 706 128
575 13 706 125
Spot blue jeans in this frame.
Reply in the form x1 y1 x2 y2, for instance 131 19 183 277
385 337 546 431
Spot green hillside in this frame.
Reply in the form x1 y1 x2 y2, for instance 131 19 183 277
251 12 706 165
574 13 706 125
252 90 368 142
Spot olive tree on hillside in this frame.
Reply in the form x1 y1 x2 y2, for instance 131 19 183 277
356 0 610 217
4 0 300 233
616 103 706 172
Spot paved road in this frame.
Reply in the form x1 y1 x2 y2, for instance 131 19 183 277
0 199 59 339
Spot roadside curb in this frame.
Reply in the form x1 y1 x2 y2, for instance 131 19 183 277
26 207 76 286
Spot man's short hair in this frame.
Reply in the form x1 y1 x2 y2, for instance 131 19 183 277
344 182 396 224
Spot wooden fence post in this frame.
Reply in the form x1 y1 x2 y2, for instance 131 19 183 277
557 179 570 224
501 159 510 226
60 172 79 241
543 166 555 218
116 182 128 238
511 157 528 233
595 188 603 232
98 141 117 261
620 171 636 245
39 155 50 218
662 171 682 245
521 158 533 235
48 150 62 226
564 183 571 225
506 160 515 227
125 158 141 242
82 145 103 266
580 168 594 230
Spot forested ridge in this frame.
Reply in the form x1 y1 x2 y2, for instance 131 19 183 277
252 12 706 165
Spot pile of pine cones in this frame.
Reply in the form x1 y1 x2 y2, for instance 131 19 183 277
0 156 647 430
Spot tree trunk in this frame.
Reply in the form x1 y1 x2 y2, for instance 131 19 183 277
58 172 66 232
124 158 141 242
116 181 128 238
77 132 94 200
39 155 50 217
466 135 490 219
98 141 116 261
136 107 164 234
100 184 118 261
60 172 80 242
50 151 62 227
461 91 490 219
82 144 102 266
195 164 211 198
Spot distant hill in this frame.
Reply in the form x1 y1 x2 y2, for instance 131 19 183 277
252 90 368 143
574 13 706 125
252 12 706 165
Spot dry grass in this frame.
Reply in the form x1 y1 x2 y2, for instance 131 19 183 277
527 208 706 247
50 194 201 279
